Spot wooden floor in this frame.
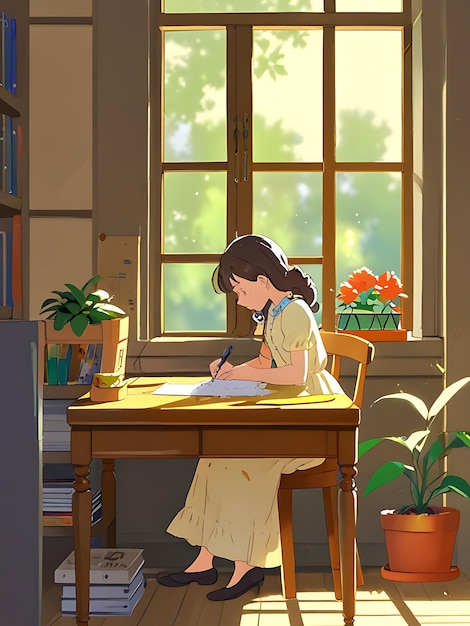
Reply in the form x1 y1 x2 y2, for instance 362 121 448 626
42 566 470 626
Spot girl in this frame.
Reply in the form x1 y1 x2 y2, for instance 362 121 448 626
158 234 343 601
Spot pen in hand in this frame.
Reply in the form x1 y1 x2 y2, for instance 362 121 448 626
212 345 233 380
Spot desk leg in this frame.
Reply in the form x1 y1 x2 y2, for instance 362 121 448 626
101 459 117 548
338 462 357 626
72 463 92 625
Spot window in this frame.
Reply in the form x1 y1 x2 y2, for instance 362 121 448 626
149 0 412 338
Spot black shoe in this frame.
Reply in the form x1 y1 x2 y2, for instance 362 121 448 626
206 567 264 601
157 567 218 588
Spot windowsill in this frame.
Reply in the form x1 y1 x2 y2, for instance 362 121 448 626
126 334 444 378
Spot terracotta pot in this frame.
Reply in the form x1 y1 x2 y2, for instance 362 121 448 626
380 507 460 582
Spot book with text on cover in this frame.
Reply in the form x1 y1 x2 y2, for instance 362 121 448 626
54 549 144 585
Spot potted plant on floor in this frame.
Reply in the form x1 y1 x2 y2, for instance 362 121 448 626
359 377 470 582
39 275 129 385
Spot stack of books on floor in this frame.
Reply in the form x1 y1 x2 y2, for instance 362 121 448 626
55 548 145 616
43 481 102 527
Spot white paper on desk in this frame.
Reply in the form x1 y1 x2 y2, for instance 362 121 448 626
152 379 272 397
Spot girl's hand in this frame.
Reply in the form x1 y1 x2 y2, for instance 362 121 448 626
217 363 257 381
209 358 233 379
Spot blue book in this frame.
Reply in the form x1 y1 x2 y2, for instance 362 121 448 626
57 344 72 385
47 344 59 386
1 13 6 89
10 18 15 95
11 124 16 195
3 13 10 93
5 115 11 193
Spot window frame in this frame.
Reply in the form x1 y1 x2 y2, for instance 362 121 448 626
147 3 413 341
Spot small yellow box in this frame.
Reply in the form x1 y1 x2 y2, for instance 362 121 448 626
90 382 128 402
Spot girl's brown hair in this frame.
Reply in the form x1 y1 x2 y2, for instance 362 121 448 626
212 235 319 313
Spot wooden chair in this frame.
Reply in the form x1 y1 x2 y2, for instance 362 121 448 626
278 330 375 600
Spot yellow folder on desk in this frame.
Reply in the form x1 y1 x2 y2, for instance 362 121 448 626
256 394 336 405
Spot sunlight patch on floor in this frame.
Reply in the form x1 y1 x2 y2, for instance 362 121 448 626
404 600 470 624
240 589 410 626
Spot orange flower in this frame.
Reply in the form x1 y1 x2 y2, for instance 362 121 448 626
376 271 407 302
337 281 359 305
347 267 377 294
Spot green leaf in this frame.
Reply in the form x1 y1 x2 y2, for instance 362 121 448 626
428 377 470 422
423 438 445 470
96 302 126 315
358 438 383 458
363 461 413 497
89 309 112 324
39 304 61 315
453 431 470 448
53 311 73 330
402 430 430 453
64 301 81 315
40 297 59 309
430 475 470 500
373 392 429 421
65 283 86 307
51 290 74 301
70 314 90 337
81 275 100 295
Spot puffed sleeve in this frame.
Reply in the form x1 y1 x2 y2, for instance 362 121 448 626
280 300 316 351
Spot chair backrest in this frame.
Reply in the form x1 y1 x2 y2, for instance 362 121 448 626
319 330 375 409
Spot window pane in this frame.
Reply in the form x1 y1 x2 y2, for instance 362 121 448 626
163 30 226 162
163 264 226 332
253 172 322 257
336 0 402 11
163 172 226 253
163 0 323 13
253 30 322 163
336 172 402 290
336 30 402 162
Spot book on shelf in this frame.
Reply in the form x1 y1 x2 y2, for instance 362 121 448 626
2 12 10 93
43 488 102 526
45 343 103 385
0 12 16 95
61 575 145 616
54 548 145 585
0 216 21 309
61 569 144 600
10 17 15 96
11 214 21 305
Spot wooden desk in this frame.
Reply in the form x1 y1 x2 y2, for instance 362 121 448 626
67 377 361 625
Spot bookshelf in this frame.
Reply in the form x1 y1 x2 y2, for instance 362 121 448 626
0 0 28 321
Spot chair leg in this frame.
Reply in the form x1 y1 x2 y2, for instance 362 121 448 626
323 486 365 600
278 488 297 599
323 485 342 600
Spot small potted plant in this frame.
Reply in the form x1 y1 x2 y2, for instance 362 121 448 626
336 267 407 340
40 275 129 384
359 377 470 582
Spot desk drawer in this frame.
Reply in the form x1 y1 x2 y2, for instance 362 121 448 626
92 427 200 458
202 428 328 457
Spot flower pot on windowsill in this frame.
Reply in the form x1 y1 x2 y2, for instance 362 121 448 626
380 507 460 582
336 311 407 341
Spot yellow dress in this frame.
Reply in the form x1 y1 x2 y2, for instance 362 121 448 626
166 298 343 568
